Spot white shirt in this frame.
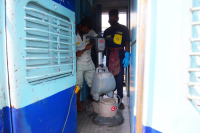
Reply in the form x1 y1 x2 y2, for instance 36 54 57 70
76 29 98 64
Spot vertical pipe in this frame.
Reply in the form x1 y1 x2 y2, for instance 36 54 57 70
98 52 103 65
136 0 147 132
126 0 131 97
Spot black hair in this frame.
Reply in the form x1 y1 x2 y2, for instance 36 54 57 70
80 17 93 29
109 9 119 18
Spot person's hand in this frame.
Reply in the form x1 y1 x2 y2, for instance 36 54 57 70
76 51 83 57
85 44 92 50
123 52 130 67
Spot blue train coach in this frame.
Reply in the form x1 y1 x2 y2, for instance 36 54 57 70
1 0 200 133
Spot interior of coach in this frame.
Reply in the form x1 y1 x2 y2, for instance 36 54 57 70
76 0 135 132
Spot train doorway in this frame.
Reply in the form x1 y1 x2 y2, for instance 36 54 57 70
75 0 136 132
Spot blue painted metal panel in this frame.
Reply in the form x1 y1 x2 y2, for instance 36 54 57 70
129 0 137 132
0 0 12 132
130 43 137 133
11 86 77 133
87 0 93 8
82 0 93 18
5 0 76 132
75 0 82 25
53 0 75 12
6 0 76 108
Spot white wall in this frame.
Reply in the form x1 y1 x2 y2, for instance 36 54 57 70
142 0 200 132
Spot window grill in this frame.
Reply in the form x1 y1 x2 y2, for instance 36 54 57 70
24 2 75 84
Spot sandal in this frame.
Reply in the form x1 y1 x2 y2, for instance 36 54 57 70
77 106 82 111
118 102 125 110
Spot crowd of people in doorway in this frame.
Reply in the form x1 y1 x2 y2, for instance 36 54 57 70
75 9 130 111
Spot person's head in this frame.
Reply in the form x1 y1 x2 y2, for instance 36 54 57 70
80 17 93 33
108 9 119 27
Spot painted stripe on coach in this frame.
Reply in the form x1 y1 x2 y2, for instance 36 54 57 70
11 86 77 133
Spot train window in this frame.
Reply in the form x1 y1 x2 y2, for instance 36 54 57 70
24 2 75 84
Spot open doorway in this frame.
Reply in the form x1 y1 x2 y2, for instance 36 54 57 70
75 0 132 132
102 12 127 33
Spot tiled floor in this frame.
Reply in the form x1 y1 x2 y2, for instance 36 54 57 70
77 90 131 133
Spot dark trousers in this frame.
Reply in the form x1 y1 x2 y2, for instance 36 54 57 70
106 49 125 99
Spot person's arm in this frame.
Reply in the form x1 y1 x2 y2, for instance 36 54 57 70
125 41 130 53
76 32 84 57
124 26 130 52
76 50 83 57
85 30 97 51
85 41 94 50
122 27 131 67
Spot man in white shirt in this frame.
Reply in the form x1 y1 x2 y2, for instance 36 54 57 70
76 17 98 111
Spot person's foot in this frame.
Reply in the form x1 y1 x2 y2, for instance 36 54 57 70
118 98 125 109
118 102 125 109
